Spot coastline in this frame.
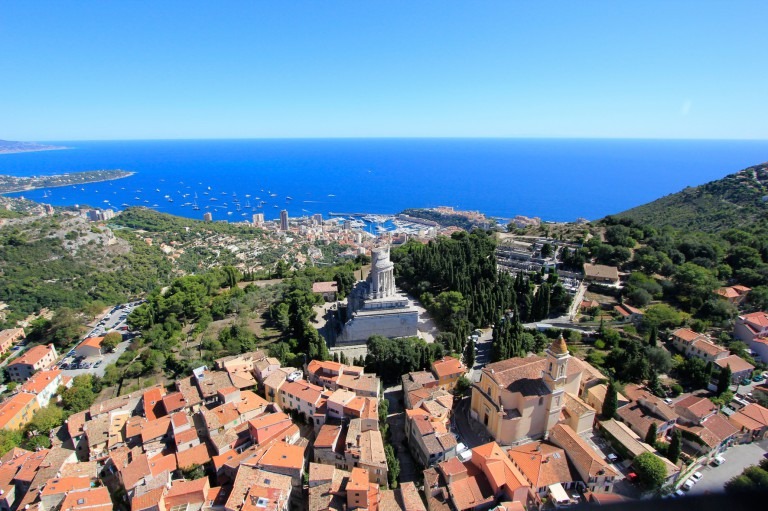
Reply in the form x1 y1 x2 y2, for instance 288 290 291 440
0 146 70 155
0 170 136 195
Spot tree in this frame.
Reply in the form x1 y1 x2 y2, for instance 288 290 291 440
463 338 475 369
667 430 681 464
0 430 22 456
717 364 732 396
648 325 658 347
102 331 122 352
454 375 471 395
645 423 658 445
384 444 400 489
602 380 618 419
633 452 667 491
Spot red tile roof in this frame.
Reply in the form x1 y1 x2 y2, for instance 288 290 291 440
715 355 755 374
176 442 212 469
60 487 112 511
10 344 55 367
20 369 61 394
431 356 465 379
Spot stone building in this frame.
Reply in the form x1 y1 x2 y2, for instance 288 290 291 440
337 245 418 345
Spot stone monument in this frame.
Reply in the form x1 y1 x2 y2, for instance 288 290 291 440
336 245 419 345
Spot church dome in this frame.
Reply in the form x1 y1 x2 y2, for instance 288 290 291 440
549 334 568 355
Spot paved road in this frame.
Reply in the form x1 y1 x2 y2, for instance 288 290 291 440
685 440 768 495
469 329 493 383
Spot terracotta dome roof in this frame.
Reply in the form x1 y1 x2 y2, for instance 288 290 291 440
550 334 568 355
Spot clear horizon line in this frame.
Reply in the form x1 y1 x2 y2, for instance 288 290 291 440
26 135 768 143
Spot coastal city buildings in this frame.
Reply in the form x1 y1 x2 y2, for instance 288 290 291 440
280 209 288 231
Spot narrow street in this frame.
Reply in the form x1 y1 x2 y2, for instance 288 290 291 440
384 385 417 483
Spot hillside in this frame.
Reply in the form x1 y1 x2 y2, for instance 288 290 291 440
0 139 67 154
614 162 768 232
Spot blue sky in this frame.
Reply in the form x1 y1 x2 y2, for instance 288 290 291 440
2 1 767 140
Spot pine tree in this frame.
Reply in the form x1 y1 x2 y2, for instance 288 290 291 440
717 364 732 395
602 379 618 419
668 430 682 464
645 422 658 445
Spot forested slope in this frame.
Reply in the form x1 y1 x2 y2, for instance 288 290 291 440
615 162 768 233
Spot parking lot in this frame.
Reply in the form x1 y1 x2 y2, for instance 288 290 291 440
683 440 768 496
57 301 142 377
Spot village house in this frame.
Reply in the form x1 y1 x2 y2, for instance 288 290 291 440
305 359 380 398
670 328 729 363
728 403 768 443
598 419 679 485
312 418 388 486
431 356 466 391
428 441 532 511
507 441 579 499
19 369 64 408
278 379 329 424
59 486 112 511
0 327 25 356
405 408 458 467
616 384 678 441
308 463 426 511
75 336 104 359
312 281 338 302
715 354 755 383
7 344 58 382
583 263 620 286
0 392 39 431
734 311 768 361
263 367 301 403
714 285 751 305
549 424 618 493
585 384 629 414
673 395 737 458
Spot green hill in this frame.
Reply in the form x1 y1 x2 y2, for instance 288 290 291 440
614 162 768 232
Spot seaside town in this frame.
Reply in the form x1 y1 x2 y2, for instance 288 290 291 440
1 173 768 511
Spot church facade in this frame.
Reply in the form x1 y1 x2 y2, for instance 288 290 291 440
336 245 419 345
470 337 599 445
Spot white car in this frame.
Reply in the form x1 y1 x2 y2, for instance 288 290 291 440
691 471 703 482
712 456 725 466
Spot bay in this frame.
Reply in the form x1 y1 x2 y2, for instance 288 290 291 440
2 138 767 222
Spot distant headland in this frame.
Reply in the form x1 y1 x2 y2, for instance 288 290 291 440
0 169 135 194
0 139 69 155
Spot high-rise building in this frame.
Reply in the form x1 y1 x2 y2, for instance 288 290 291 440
280 209 289 231
252 213 264 226
313 213 323 225
203 212 212 222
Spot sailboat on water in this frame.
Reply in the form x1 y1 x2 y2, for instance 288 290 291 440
192 193 200 210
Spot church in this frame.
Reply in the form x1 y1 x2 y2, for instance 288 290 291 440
336 245 419 345
470 336 603 445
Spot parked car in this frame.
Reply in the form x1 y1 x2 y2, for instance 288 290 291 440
626 472 638 483
607 453 618 462
691 472 703 482
741 378 751 385
712 455 726 466
675 490 685 497
682 479 695 491
94 361 102 368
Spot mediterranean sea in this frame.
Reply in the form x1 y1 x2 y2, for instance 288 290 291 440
2 138 767 223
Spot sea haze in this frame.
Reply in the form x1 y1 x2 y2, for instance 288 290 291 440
2 138 767 222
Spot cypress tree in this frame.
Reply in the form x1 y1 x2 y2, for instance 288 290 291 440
668 430 682 464
717 364 732 395
648 325 658 347
645 422 658 445
602 379 618 419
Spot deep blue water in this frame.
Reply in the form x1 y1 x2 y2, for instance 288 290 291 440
1 139 767 222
